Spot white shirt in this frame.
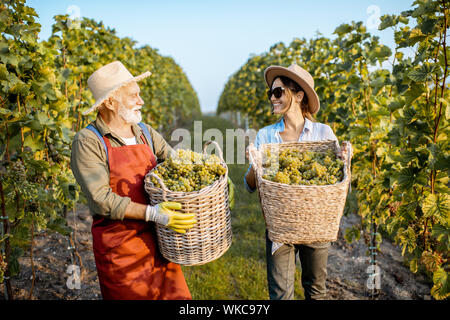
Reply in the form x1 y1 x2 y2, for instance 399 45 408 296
244 117 339 254
120 136 137 146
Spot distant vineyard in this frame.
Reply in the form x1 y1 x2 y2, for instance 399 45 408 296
218 0 449 299
0 0 200 299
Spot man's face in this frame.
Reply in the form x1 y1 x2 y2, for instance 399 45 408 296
117 82 144 124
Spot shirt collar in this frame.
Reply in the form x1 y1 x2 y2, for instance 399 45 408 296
304 118 313 132
94 114 110 136
278 116 313 134
94 113 142 138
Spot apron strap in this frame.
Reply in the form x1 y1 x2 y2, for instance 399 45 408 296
138 122 157 162
86 123 155 163
137 123 154 150
86 124 109 162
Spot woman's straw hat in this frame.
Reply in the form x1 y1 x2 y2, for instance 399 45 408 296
83 61 151 115
264 64 320 114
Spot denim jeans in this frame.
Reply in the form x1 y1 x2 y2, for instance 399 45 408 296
265 230 330 300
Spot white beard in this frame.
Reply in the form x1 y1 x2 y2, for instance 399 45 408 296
118 104 142 124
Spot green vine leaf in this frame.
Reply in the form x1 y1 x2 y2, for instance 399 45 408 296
431 267 450 300
422 193 450 224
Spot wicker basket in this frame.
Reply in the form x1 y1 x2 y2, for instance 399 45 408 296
144 141 232 266
248 140 352 244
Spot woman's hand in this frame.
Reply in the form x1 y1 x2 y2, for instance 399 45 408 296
246 147 259 176
245 145 257 190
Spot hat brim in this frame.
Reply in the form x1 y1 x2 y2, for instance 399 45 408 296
82 71 152 116
264 66 320 115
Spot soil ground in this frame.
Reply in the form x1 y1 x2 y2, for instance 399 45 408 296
0 204 432 300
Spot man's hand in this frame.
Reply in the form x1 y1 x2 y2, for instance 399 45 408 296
339 141 350 160
146 201 196 234
227 177 235 211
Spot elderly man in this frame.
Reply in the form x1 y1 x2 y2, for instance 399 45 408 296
70 61 196 300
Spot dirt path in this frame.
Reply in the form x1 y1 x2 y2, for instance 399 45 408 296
1 205 431 300
327 213 431 300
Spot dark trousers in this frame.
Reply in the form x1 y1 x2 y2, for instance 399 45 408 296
265 231 330 300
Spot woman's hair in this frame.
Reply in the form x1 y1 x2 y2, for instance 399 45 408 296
272 76 315 121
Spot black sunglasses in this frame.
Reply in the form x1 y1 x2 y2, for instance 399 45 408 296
267 86 285 100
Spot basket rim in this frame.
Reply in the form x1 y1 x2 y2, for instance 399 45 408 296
260 140 338 147
145 161 228 198
258 173 349 188
252 140 351 189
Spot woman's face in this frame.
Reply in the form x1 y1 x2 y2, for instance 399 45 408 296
270 78 290 114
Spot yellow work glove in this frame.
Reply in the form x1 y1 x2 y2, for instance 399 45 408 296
145 201 196 234
227 177 235 211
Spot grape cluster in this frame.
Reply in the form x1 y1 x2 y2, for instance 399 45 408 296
150 149 226 192
261 148 344 185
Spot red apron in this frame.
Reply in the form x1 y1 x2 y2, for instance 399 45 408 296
91 134 192 300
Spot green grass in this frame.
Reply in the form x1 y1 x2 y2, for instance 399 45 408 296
180 116 305 300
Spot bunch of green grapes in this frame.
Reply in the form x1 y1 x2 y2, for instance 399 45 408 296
262 148 344 186
150 149 226 192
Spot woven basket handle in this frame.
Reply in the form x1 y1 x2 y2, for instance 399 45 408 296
341 141 353 173
247 143 256 166
341 141 353 192
247 143 261 180
148 172 168 202
203 140 224 162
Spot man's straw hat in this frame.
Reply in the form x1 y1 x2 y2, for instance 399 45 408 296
83 61 151 115
264 64 320 114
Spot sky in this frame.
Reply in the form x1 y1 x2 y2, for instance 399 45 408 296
27 0 414 114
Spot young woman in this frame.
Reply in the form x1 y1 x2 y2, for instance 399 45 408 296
244 64 348 300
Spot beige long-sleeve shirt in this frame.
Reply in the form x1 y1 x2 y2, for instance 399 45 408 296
70 114 173 220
